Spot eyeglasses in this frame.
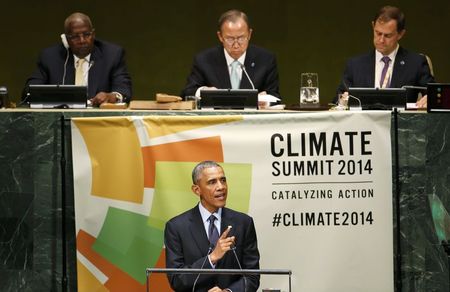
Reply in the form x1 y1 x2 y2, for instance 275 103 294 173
223 36 249 45
66 30 95 41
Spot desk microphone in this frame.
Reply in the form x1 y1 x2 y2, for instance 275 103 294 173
240 64 255 90
87 60 95 71
230 241 247 292
85 60 95 101
340 81 362 110
192 244 214 292
347 94 362 109
85 60 95 83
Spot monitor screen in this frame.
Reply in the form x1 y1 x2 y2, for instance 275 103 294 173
199 89 258 110
27 85 88 109
427 83 450 113
348 87 407 110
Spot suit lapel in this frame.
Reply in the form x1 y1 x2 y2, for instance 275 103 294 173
390 47 406 88
366 51 376 87
216 208 234 268
220 207 234 234
188 206 211 254
242 46 255 89
66 54 76 85
215 47 232 89
87 44 102 98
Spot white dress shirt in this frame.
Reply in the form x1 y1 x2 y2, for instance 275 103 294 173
374 45 399 88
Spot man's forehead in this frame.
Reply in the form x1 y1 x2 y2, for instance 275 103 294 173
221 19 248 31
374 19 398 31
201 167 224 178
67 19 91 31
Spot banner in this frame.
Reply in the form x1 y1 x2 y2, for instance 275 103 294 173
71 111 393 292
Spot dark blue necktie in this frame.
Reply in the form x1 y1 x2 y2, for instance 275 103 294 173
208 215 219 246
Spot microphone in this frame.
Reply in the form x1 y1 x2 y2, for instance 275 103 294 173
347 94 362 110
87 60 95 71
240 64 255 90
231 245 247 292
85 60 95 104
192 245 214 292
339 81 362 110
85 60 95 83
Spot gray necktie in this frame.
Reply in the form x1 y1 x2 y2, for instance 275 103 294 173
208 214 219 247
230 60 240 89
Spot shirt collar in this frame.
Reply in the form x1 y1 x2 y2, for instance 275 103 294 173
73 54 91 63
375 44 399 62
223 48 246 67
198 202 222 223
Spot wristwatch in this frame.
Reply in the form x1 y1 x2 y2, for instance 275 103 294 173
113 92 123 103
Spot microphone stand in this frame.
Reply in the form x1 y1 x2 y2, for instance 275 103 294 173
240 64 255 90
231 246 247 292
192 246 213 292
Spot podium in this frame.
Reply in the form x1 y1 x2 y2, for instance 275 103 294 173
145 268 292 292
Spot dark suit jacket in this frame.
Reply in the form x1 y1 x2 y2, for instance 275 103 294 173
335 47 434 102
182 45 280 98
24 39 132 102
164 205 260 292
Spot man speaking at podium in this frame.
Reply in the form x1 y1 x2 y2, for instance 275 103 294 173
164 161 260 292
24 12 132 106
181 9 280 99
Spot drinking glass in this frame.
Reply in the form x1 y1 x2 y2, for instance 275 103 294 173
300 73 319 105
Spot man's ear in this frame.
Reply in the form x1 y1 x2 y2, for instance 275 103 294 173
192 184 201 197
217 31 223 42
248 28 253 41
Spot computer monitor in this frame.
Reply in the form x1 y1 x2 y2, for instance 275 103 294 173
348 87 407 110
199 89 258 110
27 85 88 109
427 83 450 113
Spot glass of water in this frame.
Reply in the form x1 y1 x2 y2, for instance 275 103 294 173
300 73 319 105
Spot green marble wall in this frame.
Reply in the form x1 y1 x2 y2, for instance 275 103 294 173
0 110 449 291
397 113 449 291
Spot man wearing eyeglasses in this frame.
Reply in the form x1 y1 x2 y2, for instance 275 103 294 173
24 12 132 106
182 9 280 99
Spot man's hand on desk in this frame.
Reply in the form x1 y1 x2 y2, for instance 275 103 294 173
416 95 427 109
196 86 218 97
90 92 123 106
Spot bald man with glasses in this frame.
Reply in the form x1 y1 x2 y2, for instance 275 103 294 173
182 9 280 99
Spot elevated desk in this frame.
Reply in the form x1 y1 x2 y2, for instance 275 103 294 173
0 109 448 291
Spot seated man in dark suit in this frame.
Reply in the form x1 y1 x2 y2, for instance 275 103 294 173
24 12 132 106
164 161 260 292
336 6 434 108
182 9 280 99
